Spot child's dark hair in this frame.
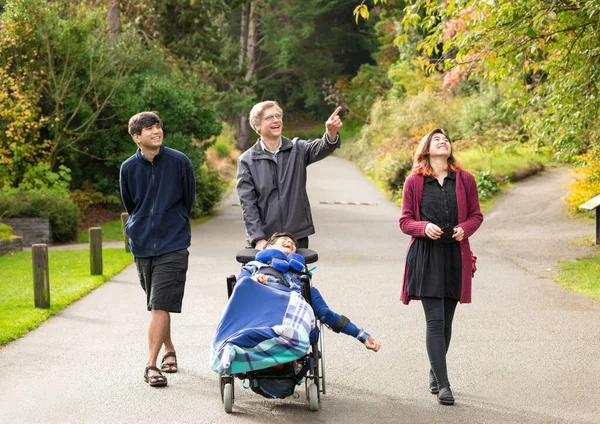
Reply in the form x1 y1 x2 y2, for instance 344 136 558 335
265 232 298 248
128 111 162 136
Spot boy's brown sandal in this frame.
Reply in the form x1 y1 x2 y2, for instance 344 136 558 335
144 366 167 387
160 351 178 373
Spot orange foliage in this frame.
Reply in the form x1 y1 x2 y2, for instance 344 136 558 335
0 20 50 183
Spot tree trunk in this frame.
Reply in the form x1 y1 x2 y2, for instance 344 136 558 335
107 0 121 41
234 0 259 150
244 0 258 81
239 2 249 67
234 114 252 151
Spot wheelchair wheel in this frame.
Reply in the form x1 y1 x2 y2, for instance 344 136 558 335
220 375 234 413
308 383 319 411
223 383 234 413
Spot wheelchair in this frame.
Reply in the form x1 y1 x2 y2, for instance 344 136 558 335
219 248 326 413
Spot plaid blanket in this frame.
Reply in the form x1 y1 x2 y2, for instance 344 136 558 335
211 276 315 375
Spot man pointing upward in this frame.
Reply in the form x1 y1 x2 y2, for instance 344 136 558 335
236 102 343 249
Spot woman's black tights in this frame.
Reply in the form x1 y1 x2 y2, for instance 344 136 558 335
421 297 458 389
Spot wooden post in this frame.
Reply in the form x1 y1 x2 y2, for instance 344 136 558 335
89 227 103 275
120 212 130 253
596 208 600 246
32 244 50 309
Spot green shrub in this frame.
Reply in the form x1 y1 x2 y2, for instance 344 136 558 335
192 164 227 218
0 223 13 240
458 86 520 139
367 151 413 197
162 132 205 170
475 171 501 202
161 132 227 217
213 138 232 158
0 192 79 242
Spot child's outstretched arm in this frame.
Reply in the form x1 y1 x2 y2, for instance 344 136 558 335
310 287 381 352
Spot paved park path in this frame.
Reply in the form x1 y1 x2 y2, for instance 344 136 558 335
1 159 599 424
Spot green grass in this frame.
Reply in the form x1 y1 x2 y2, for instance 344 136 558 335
456 144 555 178
78 219 124 243
556 251 600 302
0 248 133 346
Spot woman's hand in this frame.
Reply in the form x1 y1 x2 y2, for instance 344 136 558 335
453 226 465 242
365 336 381 352
252 274 267 284
425 223 443 240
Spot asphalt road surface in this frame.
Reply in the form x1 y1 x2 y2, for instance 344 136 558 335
1 158 598 424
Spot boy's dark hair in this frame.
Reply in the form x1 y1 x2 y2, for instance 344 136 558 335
265 232 298 248
128 111 162 136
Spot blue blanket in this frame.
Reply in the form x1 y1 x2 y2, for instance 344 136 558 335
211 276 316 375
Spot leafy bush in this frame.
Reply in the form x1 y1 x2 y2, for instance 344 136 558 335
212 138 233 159
69 189 122 215
161 132 227 216
564 147 600 215
0 223 13 240
458 86 520 139
337 64 391 121
358 93 463 157
115 70 222 144
0 1 223 201
208 122 237 159
192 165 227 218
474 171 501 202
0 192 79 242
1 163 73 197
367 151 413 201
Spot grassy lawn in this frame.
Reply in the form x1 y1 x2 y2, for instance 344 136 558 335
457 144 555 178
556 250 600 302
0 248 133 346
78 219 124 243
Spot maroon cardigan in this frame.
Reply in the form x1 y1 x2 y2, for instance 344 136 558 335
399 171 483 304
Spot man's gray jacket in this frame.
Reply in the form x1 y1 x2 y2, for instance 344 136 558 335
236 134 340 246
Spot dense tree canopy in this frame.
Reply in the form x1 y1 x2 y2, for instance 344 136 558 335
0 0 224 219
4 0 596 219
356 0 600 159
0 0 382 203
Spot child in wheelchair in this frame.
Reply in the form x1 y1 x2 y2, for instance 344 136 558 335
211 232 380 406
242 232 380 352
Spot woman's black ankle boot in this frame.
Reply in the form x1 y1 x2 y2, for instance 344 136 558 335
437 386 454 405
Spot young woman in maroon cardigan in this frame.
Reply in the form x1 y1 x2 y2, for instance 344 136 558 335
399 128 483 405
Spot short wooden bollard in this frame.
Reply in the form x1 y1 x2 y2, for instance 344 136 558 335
120 212 130 253
89 227 103 275
32 243 50 309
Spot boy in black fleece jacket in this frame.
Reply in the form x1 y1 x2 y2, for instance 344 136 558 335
119 111 196 388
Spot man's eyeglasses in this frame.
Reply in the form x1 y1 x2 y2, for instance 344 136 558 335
263 113 283 122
